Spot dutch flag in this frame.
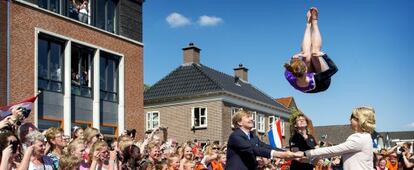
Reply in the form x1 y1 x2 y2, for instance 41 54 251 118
0 95 39 119
268 118 283 149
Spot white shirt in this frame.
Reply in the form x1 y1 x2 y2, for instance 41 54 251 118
306 132 374 170
28 156 55 170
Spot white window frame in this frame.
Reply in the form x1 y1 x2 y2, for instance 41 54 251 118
192 107 208 128
252 111 257 129
257 114 265 133
34 28 127 135
146 111 160 131
230 107 242 128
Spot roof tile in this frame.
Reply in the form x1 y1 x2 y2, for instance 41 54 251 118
144 64 286 109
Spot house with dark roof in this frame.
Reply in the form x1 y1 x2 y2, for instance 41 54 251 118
144 43 291 144
314 125 355 145
379 131 414 149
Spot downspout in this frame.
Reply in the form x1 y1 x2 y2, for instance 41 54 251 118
6 0 10 104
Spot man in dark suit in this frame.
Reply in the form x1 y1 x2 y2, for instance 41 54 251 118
226 110 293 170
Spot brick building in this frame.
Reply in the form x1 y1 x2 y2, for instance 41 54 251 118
0 0 144 139
144 43 291 144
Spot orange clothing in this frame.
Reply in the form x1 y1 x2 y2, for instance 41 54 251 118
280 160 291 170
210 160 224 170
386 160 398 170
194 162 207 170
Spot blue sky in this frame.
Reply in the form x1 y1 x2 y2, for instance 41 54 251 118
143 0 414 132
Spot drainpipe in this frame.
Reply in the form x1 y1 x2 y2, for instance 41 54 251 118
6 0 10 104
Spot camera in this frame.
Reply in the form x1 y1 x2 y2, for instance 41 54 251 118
399 147 405 152
2 124 14 132
126 129 136 138
319 141 325 147
10 141 19 154
17 107 29 118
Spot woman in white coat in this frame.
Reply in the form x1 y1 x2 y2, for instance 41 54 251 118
295 106 376 170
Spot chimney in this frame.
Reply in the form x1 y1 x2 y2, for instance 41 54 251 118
234 64 248 82
182 43 201 65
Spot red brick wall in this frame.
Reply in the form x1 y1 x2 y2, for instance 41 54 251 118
9 2 144 138
0 1 8 107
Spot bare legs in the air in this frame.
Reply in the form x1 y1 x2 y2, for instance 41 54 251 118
295 7 329 73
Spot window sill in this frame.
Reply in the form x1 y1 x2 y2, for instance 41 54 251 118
191 126 207 130
71 94 93 99
37 88 64 94
145 129 156 134
100 99 119 103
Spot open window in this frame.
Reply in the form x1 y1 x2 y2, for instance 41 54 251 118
71 43 94 97
192 107 207 128
146 111 160 131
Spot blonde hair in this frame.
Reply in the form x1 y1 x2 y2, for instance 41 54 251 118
180 142 193 160
167 154 180 167
117 134 133 152
284 58 307 77
205 144 219 156
88 141 108 163
83 127 99 143
58 154 82 170
44 127 64 150
44 127 63 142
146 142 160 152
352 106 376 133
232 110 251 128
66 139 85 155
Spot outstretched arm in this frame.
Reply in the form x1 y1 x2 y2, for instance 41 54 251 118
1 145 13 170
160 126 168 144
140 127 160 155
402 153 414 168
384 144 399 155
303 134 362 159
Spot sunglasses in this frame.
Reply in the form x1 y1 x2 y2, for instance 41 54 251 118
212 147 219 150
350 114 358 121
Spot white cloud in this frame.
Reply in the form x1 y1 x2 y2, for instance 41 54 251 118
197 15 223 26
407 122 414 128
166 12 191 28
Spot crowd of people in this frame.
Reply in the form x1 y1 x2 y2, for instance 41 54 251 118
0 107 230 170
0 105 413 170
373 143 414 170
